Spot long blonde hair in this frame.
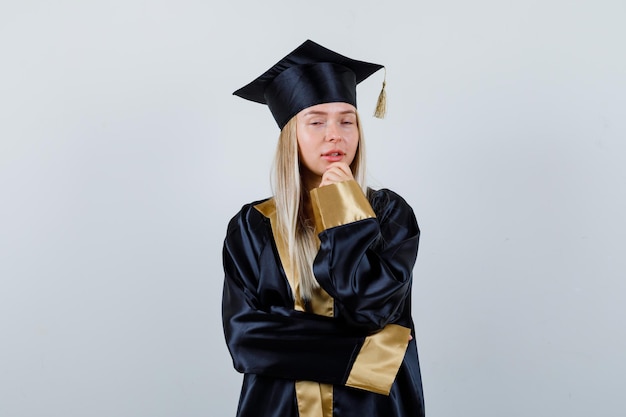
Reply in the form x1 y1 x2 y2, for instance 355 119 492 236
271 112 367 302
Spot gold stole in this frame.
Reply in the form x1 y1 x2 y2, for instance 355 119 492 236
255 200 334 417
254 182 411 414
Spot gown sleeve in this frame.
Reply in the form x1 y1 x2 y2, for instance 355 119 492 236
310 180 420 332
222 203 368 385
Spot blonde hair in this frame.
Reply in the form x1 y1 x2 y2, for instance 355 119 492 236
272 112 367 302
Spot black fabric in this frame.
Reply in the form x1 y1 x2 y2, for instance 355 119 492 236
222 189 425 417
233 39 383 129
264 63 357 129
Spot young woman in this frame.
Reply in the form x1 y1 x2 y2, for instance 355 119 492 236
222 40 425 417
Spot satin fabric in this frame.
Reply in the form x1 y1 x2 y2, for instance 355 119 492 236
232 40 383 129
222 188 425 417
265 62 357 129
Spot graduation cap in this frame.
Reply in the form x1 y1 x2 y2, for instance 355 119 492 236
233 39 386 129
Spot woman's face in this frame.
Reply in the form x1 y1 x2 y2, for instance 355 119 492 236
296 102 359 183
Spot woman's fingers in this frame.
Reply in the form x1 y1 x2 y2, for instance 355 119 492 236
319 163 354 187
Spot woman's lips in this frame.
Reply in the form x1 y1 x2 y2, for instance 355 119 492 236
321 150 345 162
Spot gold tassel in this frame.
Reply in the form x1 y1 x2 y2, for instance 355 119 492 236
374 68 387 119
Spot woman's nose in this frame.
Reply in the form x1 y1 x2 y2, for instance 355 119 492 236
326 123 342 142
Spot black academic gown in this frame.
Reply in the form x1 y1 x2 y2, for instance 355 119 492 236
222 180 425 417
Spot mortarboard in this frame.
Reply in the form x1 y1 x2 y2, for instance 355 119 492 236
233 39 386 129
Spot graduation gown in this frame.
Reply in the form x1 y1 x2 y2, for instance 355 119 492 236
222 180 425 417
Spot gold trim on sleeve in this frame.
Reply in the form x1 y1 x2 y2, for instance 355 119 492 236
345 324 411 396
309 180 376 235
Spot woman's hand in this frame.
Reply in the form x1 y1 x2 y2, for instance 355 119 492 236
319 162 354 188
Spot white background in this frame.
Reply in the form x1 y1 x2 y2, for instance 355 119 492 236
1 1 625 416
